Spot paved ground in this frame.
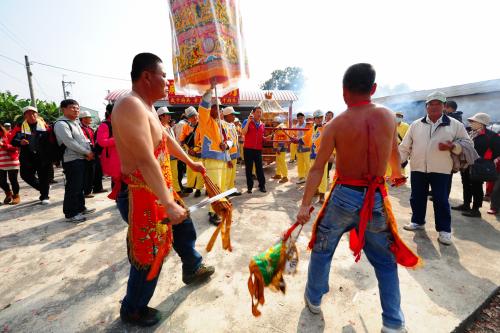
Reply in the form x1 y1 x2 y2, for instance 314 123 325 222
0 161 499 333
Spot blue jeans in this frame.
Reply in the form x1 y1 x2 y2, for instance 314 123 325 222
410 171 452 232
62 159 86 218
116 182 203 313
306 185 405 330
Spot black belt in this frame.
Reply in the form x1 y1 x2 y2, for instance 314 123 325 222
339 184 381 193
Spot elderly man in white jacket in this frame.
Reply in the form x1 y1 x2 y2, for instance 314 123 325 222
399 91 471 245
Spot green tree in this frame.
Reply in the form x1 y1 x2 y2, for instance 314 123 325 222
261 67 305 92
0 91 59 125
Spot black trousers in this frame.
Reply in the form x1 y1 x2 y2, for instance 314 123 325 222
0 169 20 195
177 160 186 190
93 156 104 192
20 156 50 200
243 148 265 190
460 167 484 210
63 159 86 218
83 160 95 195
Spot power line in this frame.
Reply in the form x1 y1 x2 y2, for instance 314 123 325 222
32 61 129 81
0 22 30 54
0 53 24 66
0 69 26 86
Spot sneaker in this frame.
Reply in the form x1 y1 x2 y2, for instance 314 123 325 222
11 194 20 205
194 189 201 198
81 208 96 215
272 175 282 180
279 177 288 183
403 222 425 231
229 191 242 197
259 187 267 193
247 189 252 194
451 204 470 211
66 213 86 223
462 209 481 218
438 231 452 245
182 263 215 285
304 294 321 314
183 187 194 194
296 177 306 184
40 199 51 205
3 191 13 204
381 325 408 333
120 306 160 327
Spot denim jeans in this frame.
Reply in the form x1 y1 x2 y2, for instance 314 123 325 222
62 159 86 218
116 182 203 313
410 171 452 232
306 185 405 330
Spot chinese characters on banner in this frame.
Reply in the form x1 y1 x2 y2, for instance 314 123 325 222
167 80 239 105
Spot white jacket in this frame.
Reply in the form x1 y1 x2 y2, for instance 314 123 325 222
399 114 471 174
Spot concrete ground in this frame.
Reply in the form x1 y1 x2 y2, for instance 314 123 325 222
0 161 499 333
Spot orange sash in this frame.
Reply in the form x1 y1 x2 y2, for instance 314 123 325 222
308 175 422 268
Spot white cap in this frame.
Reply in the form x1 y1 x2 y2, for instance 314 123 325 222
234 117 240 123
157 107 173 116
184 106 198 118
79 110 92 118
222 106 240 116
313 110 324 118
4 123 11 127
22 106 38 113
425 91 447 104
467 112 491 126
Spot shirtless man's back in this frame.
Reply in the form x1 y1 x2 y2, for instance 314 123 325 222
297 63 409 333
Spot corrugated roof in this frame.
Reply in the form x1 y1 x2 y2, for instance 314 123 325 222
105 89 298 103
374 79 500 104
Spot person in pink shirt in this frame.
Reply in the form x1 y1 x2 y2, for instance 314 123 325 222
97 104 121 187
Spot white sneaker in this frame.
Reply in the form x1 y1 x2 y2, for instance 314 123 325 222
296 177 306 184
403 222 425 231
381 325 408 333
81 208 96 215
438 231 452 245
40 199 51 205
304 294 321 314
66 213 86 223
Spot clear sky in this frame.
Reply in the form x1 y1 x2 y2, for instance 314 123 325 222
1 0 500 115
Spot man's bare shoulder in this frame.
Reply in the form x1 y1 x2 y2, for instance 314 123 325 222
113 95 145 117
372 104 397 119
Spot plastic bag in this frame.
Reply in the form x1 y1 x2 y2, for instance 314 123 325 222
169 0 249 96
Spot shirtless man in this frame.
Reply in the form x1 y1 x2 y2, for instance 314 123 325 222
113 53 214 327
297 63 408 333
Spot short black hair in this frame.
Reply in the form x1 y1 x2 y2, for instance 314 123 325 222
326 111 334 116
342 63 376 94
297 112 305 118
446 100 458 111
105 103 114 118
253 106 262 112
60 99 79 108
131 53 162 82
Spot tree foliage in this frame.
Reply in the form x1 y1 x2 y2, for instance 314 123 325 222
261 67 305 92
0 91 60 125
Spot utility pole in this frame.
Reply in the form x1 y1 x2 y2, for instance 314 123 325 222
61 76 75 100
24 55 36 107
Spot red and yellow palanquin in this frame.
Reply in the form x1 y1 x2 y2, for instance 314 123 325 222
259 93 307 165
169 0 248 95
121 133 185 281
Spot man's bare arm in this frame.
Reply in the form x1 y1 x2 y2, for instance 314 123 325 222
388 123 403 179
113 98 175 208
